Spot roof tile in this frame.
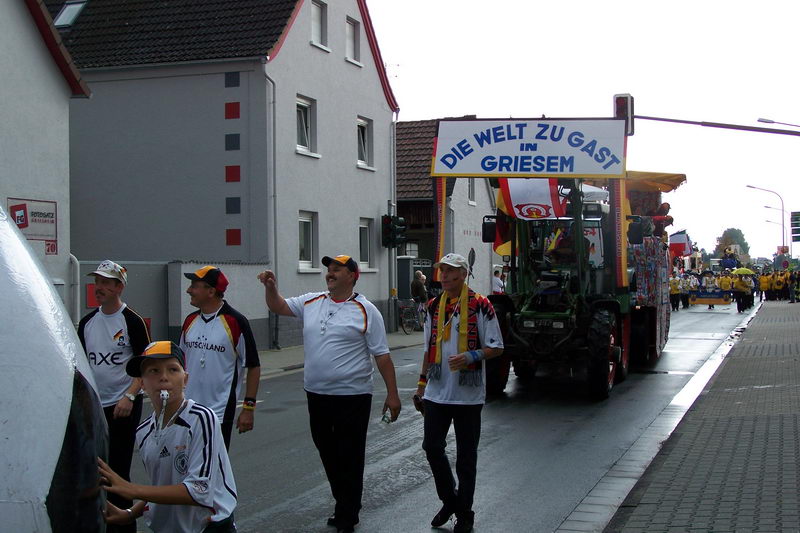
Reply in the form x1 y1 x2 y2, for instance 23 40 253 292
44 0 299 68
396 117 475 199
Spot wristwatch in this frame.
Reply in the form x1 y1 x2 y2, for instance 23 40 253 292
124 393 137 402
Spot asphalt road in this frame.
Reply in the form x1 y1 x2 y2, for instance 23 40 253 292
132 303 747 533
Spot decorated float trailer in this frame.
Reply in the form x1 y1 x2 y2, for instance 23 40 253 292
483 171 686 399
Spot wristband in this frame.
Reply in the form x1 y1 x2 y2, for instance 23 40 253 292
242 404 255 411
417 373 427 388
125 508 134 522
466 350 484 365
244 397 257 403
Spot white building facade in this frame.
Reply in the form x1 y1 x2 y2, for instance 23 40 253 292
2 1 89 322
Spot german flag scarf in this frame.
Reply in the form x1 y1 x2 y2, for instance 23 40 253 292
427 284 482 387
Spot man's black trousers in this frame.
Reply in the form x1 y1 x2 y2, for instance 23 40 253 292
422 400 483 513
306 391 372 527
103 396 143 533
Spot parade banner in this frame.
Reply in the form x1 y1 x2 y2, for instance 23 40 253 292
431 118 626 178
7 198 58 255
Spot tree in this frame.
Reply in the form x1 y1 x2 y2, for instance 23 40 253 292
713 228 750 257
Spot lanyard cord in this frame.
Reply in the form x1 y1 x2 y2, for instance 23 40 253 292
320 293 356 334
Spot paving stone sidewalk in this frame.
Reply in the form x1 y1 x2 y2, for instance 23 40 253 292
605 301 800 532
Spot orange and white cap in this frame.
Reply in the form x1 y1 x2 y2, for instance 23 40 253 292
322 255 359 280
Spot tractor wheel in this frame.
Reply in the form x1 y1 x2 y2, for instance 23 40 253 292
587 310 617 400
485 355 511 395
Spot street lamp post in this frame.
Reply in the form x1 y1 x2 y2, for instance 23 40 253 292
765 220 790 255
764 220 783 241
748 185 785 251
758 118 800 129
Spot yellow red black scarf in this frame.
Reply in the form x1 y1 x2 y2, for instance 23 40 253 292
427 284 482 386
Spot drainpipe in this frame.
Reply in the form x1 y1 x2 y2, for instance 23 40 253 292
69 253 80 327
263 59 281 349
388 112 398 331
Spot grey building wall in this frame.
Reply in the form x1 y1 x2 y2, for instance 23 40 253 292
70 60 269 263
68 0 395 347
1 2 77 319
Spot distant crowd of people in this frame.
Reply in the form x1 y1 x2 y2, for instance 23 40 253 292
669 267 799 314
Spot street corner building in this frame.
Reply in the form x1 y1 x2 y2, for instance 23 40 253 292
45 0 400 347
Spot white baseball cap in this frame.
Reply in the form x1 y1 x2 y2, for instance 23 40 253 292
433 253 469 272
88 260 127 285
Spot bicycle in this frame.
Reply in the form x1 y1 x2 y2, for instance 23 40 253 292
397 299 425 334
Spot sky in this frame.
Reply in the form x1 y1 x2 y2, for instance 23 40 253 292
367 0 800 260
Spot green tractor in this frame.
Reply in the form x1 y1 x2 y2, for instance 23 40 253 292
483 174 682 399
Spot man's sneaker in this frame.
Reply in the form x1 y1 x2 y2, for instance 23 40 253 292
431 504 454 527
453 511 474 533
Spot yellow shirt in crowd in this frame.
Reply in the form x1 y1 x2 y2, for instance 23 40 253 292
669 278 681 294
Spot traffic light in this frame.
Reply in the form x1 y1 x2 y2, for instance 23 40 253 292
792 211 800 242
381 215 407 248
613 93 634 136
381 214 393 247
392 216 407 247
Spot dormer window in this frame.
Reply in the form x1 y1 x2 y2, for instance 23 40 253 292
54 1 87 28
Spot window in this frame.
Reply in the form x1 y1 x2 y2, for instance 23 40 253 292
346 18 361 63
359 219 372 266
54 0 87 27
311 1 328 47
468 179 476 204
404 242 419 258
357 117 373 167
224 72 240 88
299 212 317 268
296 96 317 153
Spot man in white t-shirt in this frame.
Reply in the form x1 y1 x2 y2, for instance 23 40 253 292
258 254 401 533
180 266 261 450
413 253 503 533
78 260 150 533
